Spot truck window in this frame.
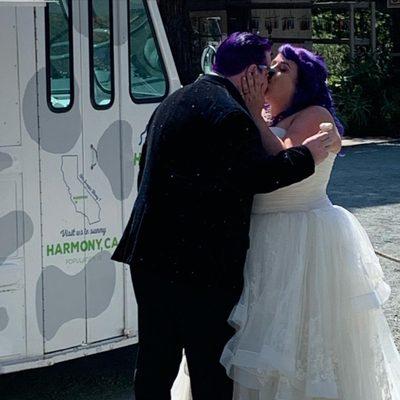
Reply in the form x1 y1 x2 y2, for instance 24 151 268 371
45 0 74 112
128 0 168 103
89 0 114 109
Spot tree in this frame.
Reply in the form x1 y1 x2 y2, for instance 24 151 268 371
310 3 400 137
157 0 200 85
390 9 400 69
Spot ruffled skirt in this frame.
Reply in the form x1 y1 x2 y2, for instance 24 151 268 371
220 205 400 400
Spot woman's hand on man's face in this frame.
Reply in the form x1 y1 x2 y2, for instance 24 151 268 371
241 64 269 120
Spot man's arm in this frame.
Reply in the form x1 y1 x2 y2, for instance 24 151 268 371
218 111 315 194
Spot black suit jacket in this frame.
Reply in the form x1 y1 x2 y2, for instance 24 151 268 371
112 74 315 293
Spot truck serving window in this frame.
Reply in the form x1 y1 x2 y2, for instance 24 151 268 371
89 0 114 109
128 0 168 103
45 0 74 112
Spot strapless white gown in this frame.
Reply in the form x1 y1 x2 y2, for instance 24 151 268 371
171 127 400 400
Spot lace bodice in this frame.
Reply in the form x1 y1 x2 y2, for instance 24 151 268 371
252 127 336 213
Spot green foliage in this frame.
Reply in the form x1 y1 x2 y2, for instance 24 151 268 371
312 8 399 137
313 43 348 88
335 86 372 128
381 87 400 128
330 50 399 136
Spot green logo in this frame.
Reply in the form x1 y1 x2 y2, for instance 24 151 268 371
46 237 118 257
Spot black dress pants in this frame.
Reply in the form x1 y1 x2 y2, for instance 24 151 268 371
130 267 240 400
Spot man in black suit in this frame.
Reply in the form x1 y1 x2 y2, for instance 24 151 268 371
112 32 334 400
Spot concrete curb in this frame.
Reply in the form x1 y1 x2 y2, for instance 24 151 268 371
342 137 400 147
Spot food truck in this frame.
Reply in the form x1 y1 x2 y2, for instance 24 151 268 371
0 0 180 373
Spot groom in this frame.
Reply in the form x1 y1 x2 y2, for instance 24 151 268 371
112 32 334 400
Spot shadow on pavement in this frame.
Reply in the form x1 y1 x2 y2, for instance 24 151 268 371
328 143 400 209
0 346 137 400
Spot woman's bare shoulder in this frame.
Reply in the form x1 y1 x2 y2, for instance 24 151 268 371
277 106 333 130
286 106 334 138
287 106 341 152
292 105 333 126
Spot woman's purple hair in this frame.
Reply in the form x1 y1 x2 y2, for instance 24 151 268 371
272 44 344 135
212 32 272 77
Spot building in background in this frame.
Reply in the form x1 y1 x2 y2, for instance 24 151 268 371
187 0 312 53
250 0 312 52
158 0 399 83
186 0 399 57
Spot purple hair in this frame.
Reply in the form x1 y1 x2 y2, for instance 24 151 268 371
272 44 344 135
212 32 272 77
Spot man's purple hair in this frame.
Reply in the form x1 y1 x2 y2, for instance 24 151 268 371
212 32 272 77
272 44 344 135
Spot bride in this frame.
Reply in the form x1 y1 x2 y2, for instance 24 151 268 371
171 44 400 399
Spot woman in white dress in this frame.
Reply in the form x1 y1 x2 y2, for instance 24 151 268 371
172 44 400 400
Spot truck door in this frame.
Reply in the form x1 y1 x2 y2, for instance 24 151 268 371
78 0 125 344
37 0 88 352
37 0 180 353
